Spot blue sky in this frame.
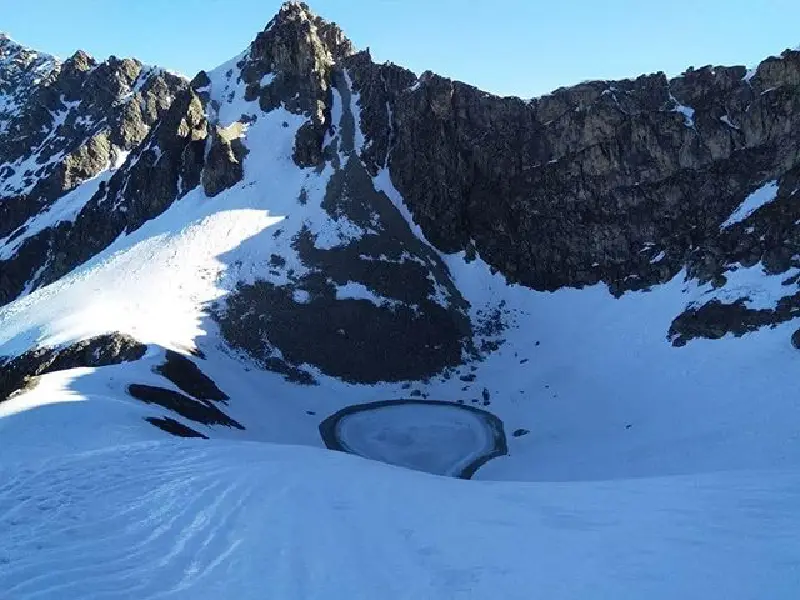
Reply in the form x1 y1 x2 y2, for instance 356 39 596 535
5 0 800 97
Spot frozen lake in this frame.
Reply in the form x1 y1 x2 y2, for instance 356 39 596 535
319 400 507 478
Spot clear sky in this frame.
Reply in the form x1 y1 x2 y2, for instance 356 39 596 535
4 0 800 98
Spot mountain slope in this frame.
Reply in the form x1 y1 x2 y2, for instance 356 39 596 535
1 437 798 600
0 34 187 304
1 2 800 597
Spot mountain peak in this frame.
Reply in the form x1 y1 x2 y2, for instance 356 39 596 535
222 0 353 164
276 0 315 21
259 1 353 63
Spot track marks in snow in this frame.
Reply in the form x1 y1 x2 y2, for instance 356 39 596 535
1 441 799 599
0 443 256 600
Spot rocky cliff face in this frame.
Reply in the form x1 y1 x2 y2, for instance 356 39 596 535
2 1 800 390
344 50 800 298
0 34 188 303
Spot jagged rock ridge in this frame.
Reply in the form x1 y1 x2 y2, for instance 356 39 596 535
0 34 188 303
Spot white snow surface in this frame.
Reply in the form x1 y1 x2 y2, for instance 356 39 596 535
0 435 798 600
721 180 780 228
1 435 798 600
695 261 799 310
1 49 800 598
670 94 695 127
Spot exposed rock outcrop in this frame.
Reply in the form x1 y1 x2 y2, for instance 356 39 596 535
344 48 800 299
0 333 146 401
0 86 208 304
202 121 248 196
239 1 353 167
128 384 244 429
144 416 209 439
0 39 186 237
669 292 800 346
0 39 190 305
216 68 473 383
154 350 229 403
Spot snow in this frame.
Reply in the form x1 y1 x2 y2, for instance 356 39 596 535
324 81 344 153
333 402 497 476
0 198 285 355
0 146 65 198
672 100 695 127
0 437 798 599
720 114 740 129
292 288 311 304
49 96 80 128
694 261 799 311
334 281 402 310
721 180 780 228
20 260 49 296
312 212 370 249
344 70 366 154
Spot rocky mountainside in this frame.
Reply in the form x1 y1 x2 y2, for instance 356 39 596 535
1 1 800 433
0 34 187 302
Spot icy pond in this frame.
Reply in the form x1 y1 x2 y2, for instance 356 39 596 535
319 400 507 479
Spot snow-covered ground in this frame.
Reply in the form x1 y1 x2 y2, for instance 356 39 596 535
0 437 798 599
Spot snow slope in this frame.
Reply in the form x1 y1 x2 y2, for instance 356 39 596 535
721 180 780 229
0 435 798 600
0 155 128 262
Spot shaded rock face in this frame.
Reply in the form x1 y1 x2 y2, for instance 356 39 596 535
127 384 243 430
134 351 241 433
154 350 230 403
792 328 800 350
0 38 186 235
344 49 800 299
202 121 249 197
144 416 209 439
0 333 146 401
669 293 800 346
216 68 473 384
